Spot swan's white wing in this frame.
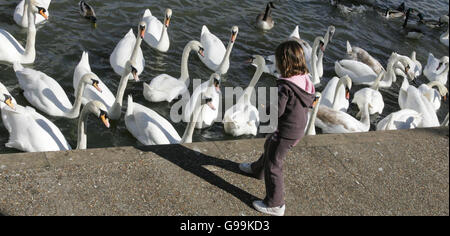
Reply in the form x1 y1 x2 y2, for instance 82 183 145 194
321 77 340 109
376 109 422 131
200 26 226 70
224 103 259 136
3 105 70 152
110 29 144 80
352 88 384 115
74 52 115 109
125 101 181 145
418 85 441 111
335 60 377 85
144 74 188 102
142 9 164 48
16 67 73 116
403 86 439 127
0 29 25 63
316 106 366 133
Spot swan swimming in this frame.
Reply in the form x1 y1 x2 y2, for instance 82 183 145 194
143 40 204 103
0 0 48 64
142 8 172 52
199 25 239 75
223 55 265 137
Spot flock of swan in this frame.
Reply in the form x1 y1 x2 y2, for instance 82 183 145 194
0 0 448 153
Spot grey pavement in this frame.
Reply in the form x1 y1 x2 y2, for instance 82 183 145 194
0 127 448 216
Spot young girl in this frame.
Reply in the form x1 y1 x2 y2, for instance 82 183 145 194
239 40 316 216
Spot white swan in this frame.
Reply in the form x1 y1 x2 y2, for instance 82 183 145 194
309 36 326 85
400 81 440 128
73 51 115 111
288 25 332 77
75 101 110 149
352 71 385 116
1 100 109 152
14 0 51 28
183 73 221 129
395 51 422 80
256 1 276 31
423 53 449 84
110 21 146 81
376 109 422 131
418 81 448 111
335 52 407 88
14 62 102 118
142 8 172 52
223 55 265 137
199 25 238 75
0 82 17 112
125 93 206 145
321 75 352 112
261 26 334 79
346 40 384 75
0 0 48 64
143 40 204 103
315 99 371 134
305 92 322 136
317 26 335 78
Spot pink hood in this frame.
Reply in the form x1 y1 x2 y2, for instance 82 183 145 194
278 74 315 94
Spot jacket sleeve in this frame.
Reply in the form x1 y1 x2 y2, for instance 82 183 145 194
277 84 289 118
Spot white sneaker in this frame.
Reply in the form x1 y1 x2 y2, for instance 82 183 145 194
252 200 285 216
239 163 253 174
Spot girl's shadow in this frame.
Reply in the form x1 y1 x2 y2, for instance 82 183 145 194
136 143 260 209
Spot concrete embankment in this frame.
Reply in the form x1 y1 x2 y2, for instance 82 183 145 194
0 127 448 216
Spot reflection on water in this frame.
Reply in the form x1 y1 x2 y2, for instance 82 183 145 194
0 0 448 153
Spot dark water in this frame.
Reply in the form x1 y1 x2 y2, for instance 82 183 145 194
0 0 448 153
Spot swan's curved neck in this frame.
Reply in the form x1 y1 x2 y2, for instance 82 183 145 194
305 100 320 135
158 23 169 48
263 4 272 21
23 3 36 63
310 41 320 84
217 38 235 74
317 28 332 75
242 62 265 102
180 100 202 143
21 1 29 27
179 43 194 83
76 106 91 149
130 34 143 64
359 102 371 129
66 80 87 118
110 71 129 120
331 80 344 110
380 57 401 87
110 32 142 120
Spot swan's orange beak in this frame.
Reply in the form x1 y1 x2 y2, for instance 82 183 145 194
140 28 145 39
312 97 319 108
39 9 48 20
93 81 102 93
165 17 171 28
345 88 350 100
5 97 14 110
198 47 205 57
231 32 237 43
100 114 110 128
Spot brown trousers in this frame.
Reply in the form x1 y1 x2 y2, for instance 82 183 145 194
251 132 298 207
